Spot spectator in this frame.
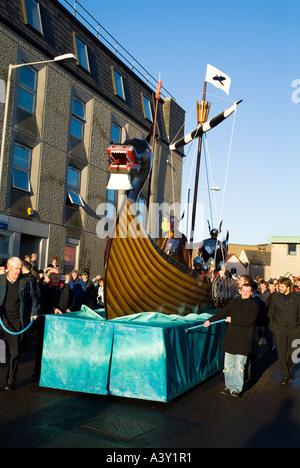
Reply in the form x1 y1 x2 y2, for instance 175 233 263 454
81 272 97 309
259 280 271 306
0 257 38 390
92 275 105 308
64 273 71 283
268 277 300 385
49 256 59 270
0 260 6 275
30 253 38 273
22 261 37 290
32 267 75 380
68 270 86 311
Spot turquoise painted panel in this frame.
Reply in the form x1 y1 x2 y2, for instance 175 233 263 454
39 310 225 401
39 312 112 395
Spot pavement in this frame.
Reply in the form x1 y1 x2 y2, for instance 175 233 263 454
0 334 300 449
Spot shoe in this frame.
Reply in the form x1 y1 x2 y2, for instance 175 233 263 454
280 379 289 385
230 391 240 398
220 387 231 395
4 384 15 391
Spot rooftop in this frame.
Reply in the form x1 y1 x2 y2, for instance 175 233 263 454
58 0 175 99
270 236 300 244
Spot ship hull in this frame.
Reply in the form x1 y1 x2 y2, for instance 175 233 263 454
104 200 214 320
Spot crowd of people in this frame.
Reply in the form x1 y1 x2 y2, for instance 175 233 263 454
0 254 105 390
204 273 300 398
1 252 300 398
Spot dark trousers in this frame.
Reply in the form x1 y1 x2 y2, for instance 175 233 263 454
273 332 296 380
0 325 21 385
33 317 45 376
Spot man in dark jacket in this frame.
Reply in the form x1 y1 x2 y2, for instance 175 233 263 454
0 257 38 390
268 277 300 385
32 267 76 380
204 283 258 397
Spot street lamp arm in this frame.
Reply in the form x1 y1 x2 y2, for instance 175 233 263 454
0 52 77 188
10 53 77 70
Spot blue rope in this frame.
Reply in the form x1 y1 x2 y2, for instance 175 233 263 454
185 318 227 333
0 316 35 336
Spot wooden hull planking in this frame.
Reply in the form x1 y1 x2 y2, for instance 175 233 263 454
104 200 213 319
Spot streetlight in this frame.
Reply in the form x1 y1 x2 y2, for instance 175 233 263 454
0 53 77 170
198 186 221 191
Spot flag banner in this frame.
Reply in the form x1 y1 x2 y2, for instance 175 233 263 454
205 64 231 95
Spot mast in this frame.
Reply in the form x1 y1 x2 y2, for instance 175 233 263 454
190 82 210 244
147 78 162 233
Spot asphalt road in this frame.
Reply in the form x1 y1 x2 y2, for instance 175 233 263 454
0 334 300 449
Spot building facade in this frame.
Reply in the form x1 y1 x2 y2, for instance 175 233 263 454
0 0 185 275
269 236 300 278
229 237 300 280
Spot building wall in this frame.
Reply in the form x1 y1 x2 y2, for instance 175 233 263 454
270 243 300 278
0 0 185 276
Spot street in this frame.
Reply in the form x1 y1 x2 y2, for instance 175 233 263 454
0 334 300 449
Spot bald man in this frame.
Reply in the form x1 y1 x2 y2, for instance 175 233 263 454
0 257 38 390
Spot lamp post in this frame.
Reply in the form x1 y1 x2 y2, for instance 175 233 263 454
0 53 77 173
186 186 221 242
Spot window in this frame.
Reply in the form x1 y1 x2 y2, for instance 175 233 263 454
106 189 117 220
288 244 297 256
111 123 121 143
113 70 125 100
74 36 90 72
0 233 11 260
137 197 147 228
22 0 43 34
17 65 37 114
66 166 83 207
142 95 153 121
64 238 79 274
12 143 31 192
70 97 85 140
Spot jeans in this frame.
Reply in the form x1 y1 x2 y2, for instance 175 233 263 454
224 352 247 393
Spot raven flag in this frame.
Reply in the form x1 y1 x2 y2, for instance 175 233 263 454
205 64 231 95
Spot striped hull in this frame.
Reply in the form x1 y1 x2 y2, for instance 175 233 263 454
104 200 213 320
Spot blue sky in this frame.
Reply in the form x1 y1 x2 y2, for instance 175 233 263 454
73 0 300 245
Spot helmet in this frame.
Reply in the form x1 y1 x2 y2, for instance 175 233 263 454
210 228 218 237
206 257 215 268
193 256 204 267
218 261 226 270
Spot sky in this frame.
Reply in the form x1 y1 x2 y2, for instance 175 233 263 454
67 0 300 245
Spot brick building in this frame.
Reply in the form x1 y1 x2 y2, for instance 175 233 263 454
0 0 185 275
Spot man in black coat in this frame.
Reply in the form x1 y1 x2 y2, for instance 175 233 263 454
268 277 300 385
0 257 38 390
32 268 76 380
204 283 258 397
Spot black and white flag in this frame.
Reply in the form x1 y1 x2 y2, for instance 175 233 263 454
205 64 231 95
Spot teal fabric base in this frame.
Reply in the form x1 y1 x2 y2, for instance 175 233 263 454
39 307 225 402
